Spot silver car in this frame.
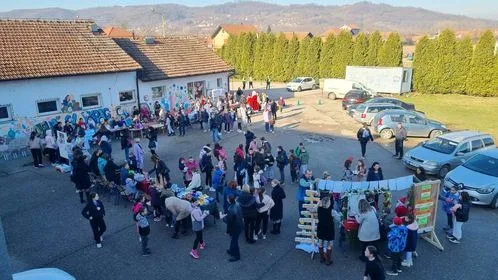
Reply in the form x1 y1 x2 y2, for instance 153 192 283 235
352 103 405 125
444 149 498 208
371 109 447 139
286 77 317 92
403 131 496 178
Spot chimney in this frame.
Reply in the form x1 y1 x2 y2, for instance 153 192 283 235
144 36 155 44
89 23 99 33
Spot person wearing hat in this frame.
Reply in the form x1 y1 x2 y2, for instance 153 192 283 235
133 138 145 173
316 191 335 265
394 197 409 221
270 179 286 234
99 135 112 157
386 216 408 276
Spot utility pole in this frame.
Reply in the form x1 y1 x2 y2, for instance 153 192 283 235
151 8 166 37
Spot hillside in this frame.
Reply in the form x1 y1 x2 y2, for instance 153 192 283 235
0 1 497 36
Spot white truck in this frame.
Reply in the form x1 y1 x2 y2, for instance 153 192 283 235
322 78 376 99
345 66 413 94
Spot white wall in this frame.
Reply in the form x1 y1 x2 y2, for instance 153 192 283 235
345 66 413 94
0 71 138 119
138 72 230 111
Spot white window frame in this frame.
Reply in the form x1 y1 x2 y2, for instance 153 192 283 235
0 104 13 122
151 86 165 99
80 93 102 109
119 90 136 104
36 98 60 116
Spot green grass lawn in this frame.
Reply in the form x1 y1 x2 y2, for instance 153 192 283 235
399 94 498 139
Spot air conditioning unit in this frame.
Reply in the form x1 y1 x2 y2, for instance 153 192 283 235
144 37 155 44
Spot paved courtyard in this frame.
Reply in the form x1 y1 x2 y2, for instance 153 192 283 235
1 85 497 280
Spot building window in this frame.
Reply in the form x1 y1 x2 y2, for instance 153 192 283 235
151 86 165 99
81 94 102 109
217 78 223 88
402 70 409 82
0 104 12 121
37 99 59 115
119 90 135 103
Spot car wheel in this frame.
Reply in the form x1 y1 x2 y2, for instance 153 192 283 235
430 129 443 138
328 92 336 100
297 86 302 92
380 129 393 139
438 165 450 178
312 84 317 90
491 194 498 209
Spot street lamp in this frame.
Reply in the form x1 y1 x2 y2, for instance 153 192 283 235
151 8 166 37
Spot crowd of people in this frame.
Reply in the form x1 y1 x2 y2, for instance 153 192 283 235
23 88 471 279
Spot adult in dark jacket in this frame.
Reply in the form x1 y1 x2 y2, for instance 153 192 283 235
178 112 187 136
99 135 112 157
357 123 374 158
449 191 471 244
276 146 288 183
270 180 286 234
146 127 158 152
104 157 120 185
244 130 255 154
254 149 266 170
89 149 103 176
366 162 383 208
245 149 255 186
223 181 241 213
81 192 106 248
200 151 214 189
149 155 170 186
237 185 263 244
120 129 131 162
72 154 92 203
317 192 335 265
223 194 243 262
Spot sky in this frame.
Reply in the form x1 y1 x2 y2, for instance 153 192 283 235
1 0 497 20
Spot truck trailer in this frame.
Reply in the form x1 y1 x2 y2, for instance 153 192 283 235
345 66 413 94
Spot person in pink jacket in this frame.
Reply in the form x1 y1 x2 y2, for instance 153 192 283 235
190 198 210 259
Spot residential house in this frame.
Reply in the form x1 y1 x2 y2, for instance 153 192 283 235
0 19 141 159
114 36 234 113
320 24 360 41
281 32 313 40
211 24 258 49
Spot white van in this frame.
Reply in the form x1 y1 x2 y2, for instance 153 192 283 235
323 79 375 99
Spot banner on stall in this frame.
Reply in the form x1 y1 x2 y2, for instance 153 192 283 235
316 175 414 192
413 180 444 251
56 131 69 159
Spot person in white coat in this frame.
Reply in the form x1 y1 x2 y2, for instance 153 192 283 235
253 166 264 189
187 169 202 191
254 186 275 240
44 130 58 165
132 138 145 173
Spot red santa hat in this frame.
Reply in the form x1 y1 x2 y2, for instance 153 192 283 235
393 216 404 226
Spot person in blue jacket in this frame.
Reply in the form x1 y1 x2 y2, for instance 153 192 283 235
297 169 314 214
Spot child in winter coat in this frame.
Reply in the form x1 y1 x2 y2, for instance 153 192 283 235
212 166 225 202
135 206 151 256
402 214 419 267
439 186 459 233
150 185 163 222
190 199 210 259
255 187 275 240
386 217 408 276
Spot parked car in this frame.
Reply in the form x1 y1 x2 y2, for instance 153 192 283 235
286 77 317 92
402 131 496 178
352 103 405 125
372 109 447 139
347 97 416 115
341 89 373 110
322 78 376 99
444 148 498 208
13 268 76 280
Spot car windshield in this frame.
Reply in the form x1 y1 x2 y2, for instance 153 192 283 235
356 104 366 111
422 137 458 154
463 154 498 177
292 78 303 83
346 91 363 98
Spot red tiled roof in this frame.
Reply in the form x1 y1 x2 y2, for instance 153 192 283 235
114 37 234 82
212 24 258 38
0 19 141 81
103 26 134 38
281 32 313 40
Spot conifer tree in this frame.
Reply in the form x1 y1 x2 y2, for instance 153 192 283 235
272 33 289 81
306 36 322 79
352 33 369 66
295 37 311 77
261 33 276 79
452 37 473 94
413 36 435 93
253 33 267 80
319 34 335 78
330 31 353 78
284 36 300 81
240 33 256 77
366 31 382 66
466 30 497 96
433 29 457 94
378 32 403 67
